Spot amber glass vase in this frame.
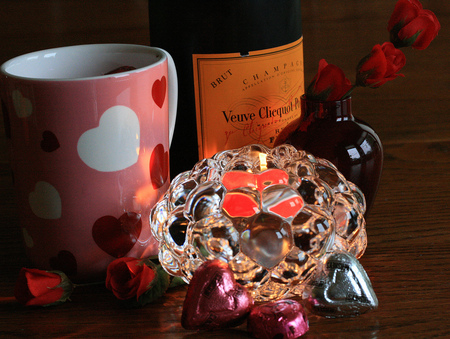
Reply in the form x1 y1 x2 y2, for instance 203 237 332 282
274 95 383 214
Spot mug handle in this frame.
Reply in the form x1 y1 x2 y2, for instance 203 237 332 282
165 52 178 146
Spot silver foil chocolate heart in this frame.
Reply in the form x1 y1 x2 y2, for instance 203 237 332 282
302 251 378 317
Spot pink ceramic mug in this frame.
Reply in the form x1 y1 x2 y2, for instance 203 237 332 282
1 44 177 282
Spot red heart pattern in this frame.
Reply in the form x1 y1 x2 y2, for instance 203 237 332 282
49 250 78 278
181 260 254 330
41 130 60 152
152 76 167 108
150 143 169 189
92 212 142 258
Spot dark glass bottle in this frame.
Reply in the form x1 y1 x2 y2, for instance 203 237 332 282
274 96 383 213
149 0 303 178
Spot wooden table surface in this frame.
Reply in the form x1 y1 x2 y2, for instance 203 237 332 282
1 1 449 338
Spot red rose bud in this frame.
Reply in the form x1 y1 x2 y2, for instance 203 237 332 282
388 0 423 32
105 257 156 301
356 42 406 88
14 268 74 306
388 0 440 50
306 59 353 101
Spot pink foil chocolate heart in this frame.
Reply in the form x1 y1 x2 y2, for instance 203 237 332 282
181 259 254 330
248 299 309 339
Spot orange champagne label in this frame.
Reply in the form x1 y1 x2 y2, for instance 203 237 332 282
193 37 304 159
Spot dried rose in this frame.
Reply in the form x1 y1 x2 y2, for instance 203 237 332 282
306 59 353 101
388 0 440 50
14 268 74 306
356 42 406 88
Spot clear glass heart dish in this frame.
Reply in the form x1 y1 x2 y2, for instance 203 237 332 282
150 144 367 301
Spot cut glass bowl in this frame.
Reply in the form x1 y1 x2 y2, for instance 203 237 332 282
150 144 367 301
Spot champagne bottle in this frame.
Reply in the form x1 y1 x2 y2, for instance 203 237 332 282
149 0 304 177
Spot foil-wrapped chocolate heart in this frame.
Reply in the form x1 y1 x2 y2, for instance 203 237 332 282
302 251 378 317
181 260 254 330
247 299 309 339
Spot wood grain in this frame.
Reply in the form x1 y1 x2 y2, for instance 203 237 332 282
1 1 449 338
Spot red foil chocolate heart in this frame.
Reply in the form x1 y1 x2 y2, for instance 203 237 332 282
181 259 254 330
247 299 309 339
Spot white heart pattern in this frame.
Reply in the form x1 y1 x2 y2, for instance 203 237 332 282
12 90 32 118
77 105 140 172
29 181 62 219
